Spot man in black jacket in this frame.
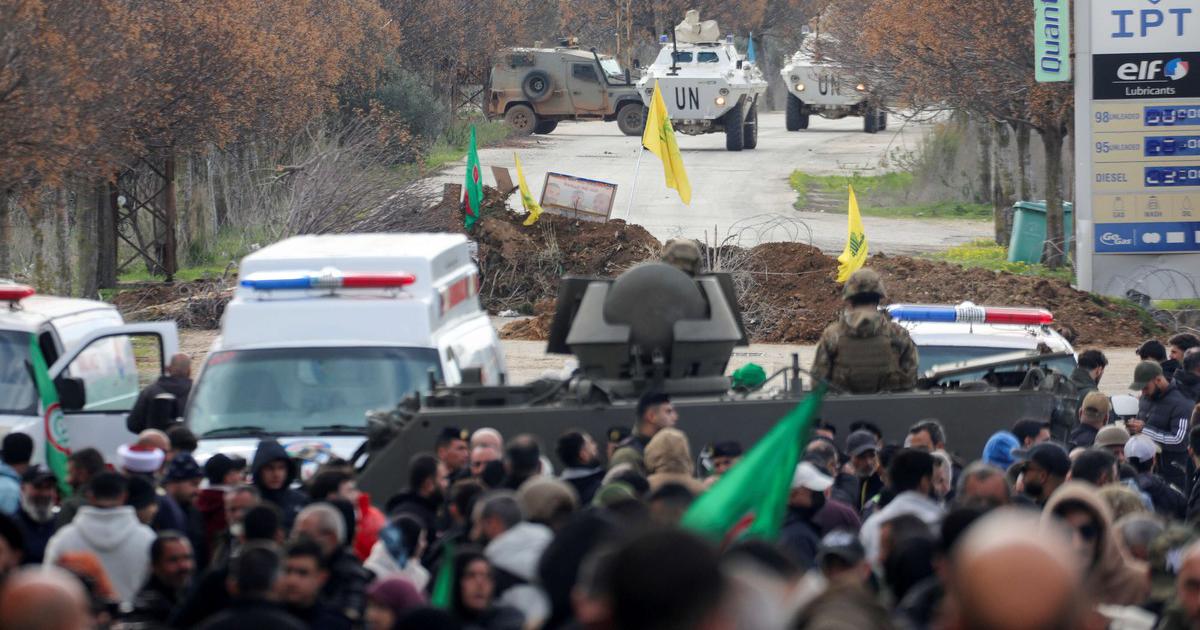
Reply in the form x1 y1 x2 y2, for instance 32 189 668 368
780 462 834 569
126 353 193 433
1187 426 1200 523
250 440 308 532
1175 348 1200 403
1131 361 1194 490
556 430 605 505
280 539 351 629
195 542 305 630
129 532 195 626
293 503 369 626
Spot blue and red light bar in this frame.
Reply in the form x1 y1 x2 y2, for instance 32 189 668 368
0 283 35 302
240 270 415 291
887 302 1053 325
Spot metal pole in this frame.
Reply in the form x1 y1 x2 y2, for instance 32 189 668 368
625 147 645 221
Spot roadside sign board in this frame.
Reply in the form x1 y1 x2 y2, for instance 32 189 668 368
1036 0 1072 82
1075 0 1200 298
539 172 618 223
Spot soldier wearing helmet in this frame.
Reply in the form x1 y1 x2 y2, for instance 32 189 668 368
811 268 918 394
661 238 702 276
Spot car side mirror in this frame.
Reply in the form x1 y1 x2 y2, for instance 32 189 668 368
54 376 85 411
737 60 743 69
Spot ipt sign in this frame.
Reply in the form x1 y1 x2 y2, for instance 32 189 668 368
1036 0 1071 82
1093 0 1197 53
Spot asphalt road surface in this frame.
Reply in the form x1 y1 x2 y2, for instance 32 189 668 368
437 111 992 253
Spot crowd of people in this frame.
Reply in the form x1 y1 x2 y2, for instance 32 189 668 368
1 333 1200 629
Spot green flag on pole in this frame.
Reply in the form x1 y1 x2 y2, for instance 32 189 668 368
29 336 71 497
430 540 456 608
463 126 483 230
681 385 825 544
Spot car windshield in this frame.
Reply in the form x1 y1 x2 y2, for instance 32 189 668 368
671 51 693 64
0 330 36 415
919 345 1076 379
188 346 442 437
599 58 624 80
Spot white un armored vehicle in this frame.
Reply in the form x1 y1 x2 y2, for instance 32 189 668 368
781 36 886 133
636 11 768 151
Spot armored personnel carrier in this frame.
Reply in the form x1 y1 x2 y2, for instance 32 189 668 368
781 36 886 133
356 262 1079 500
636 11 768 151
487 40 647 136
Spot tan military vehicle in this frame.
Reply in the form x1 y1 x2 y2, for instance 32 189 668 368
486 40 647 136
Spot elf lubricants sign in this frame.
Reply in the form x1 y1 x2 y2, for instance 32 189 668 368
1036 0 1071 82
1076 0 1200 298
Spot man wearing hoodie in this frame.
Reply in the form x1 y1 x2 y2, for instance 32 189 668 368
251 439 308 532
44 471 156 604
811 268 918 394
0 432 33 515
472 490 551 627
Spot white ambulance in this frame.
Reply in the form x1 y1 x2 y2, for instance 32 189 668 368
188 233 505 471
0 283 179 463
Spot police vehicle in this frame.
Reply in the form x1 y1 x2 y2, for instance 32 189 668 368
887 301 1077 385
636 11 768 151
0 283 179 463
188 233 505 474
781 36 885 133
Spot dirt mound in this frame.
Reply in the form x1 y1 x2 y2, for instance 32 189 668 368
502 238 1157 347
113 281 233 329
499 299 555 340
462 188 660 313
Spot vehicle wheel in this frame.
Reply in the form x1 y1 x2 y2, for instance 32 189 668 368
786 94 807 131
521 70 553 102
863 105 879 134
505 104 538 135
617 103 647 136
533 119 558 134
743 101 759 150
724 100 745 151
878 110 888 131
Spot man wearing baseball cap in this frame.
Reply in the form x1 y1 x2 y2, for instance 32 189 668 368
1069 391 1112 449
1128 360 1193 490
780 462 834 569
1125 433 1186 519
1096 424 1132 463
838 430 884 514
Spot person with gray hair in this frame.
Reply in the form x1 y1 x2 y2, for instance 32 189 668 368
1114 513 1164 562
955 461 1011 508
292 502 369 625
471 490 552 627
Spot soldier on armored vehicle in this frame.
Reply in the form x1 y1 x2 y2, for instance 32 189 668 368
811 269 918 394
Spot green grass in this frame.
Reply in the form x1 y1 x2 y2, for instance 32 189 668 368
928 239 1074 283
789 170 990 220
1156 299 1200 309
423 119 512 171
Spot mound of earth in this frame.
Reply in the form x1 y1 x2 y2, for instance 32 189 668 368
502 239 1158 347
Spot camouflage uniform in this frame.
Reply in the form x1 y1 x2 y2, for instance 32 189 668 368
662 238 702 276
811 269 918 394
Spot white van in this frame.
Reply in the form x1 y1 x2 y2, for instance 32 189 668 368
188 233 506 470
0 283 179 464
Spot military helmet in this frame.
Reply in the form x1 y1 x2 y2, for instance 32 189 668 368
842 268 886 300
661 238 702 276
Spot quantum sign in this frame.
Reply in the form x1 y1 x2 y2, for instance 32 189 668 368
1036 0 1072 82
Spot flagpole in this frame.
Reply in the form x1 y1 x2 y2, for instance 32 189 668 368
625 146 645 221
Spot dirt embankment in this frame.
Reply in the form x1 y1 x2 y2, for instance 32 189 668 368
111 187 1155 347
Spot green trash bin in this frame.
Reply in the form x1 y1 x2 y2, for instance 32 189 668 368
1006 200 1074 263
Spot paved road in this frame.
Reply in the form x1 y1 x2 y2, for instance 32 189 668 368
437 111 992 253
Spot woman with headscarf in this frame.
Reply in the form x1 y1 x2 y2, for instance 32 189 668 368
1041 482 1150 606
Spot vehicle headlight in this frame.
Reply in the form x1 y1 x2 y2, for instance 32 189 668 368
855 83 867 92
715 96 726 107
795 82 805 92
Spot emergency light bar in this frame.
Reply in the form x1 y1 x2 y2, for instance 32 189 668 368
887 302 1053 326
0 283 35 302
240 270 415 291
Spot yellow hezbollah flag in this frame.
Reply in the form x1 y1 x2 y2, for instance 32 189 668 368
836 185 868 283
642 80 691 205
514 153 542 226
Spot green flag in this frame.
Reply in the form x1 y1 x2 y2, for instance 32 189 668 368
430 540 455 608
681 385 825 544
463 126 483 230
29 335 71 497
